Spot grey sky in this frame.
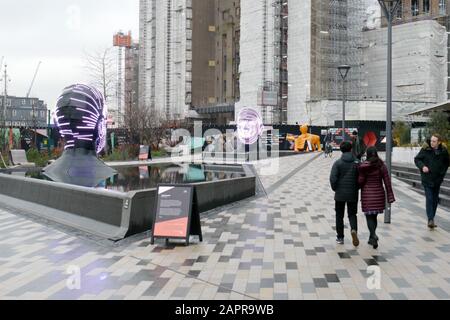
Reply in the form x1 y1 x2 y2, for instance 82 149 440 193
0 0 139 111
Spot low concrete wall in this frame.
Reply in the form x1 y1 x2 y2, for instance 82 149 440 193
0 168 256 241
392 147 421 165
0 174 130 240
195 177 256 213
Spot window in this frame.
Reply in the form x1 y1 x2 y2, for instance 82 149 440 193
440 0 446 15
0 99 2 106
6 99 11 107
223 80 227 97
396 0 403 19
411 0 419 16
21 99 26 105
12 110 16 117
223 55 227 73
423 0 430 13
222 10 229 20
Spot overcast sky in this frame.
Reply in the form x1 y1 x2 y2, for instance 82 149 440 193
0 0 139 111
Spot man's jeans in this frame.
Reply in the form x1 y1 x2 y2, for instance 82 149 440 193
335 201 358 239
424 185 441 221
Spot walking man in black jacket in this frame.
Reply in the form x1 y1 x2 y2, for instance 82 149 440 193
414 134 449 229
330 141 360 246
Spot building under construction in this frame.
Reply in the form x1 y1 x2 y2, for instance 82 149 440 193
138 0 449 125
236 0 366 125
113 31 140 128
139 0 241 124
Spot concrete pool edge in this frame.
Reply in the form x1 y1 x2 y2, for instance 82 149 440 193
0 167 256 241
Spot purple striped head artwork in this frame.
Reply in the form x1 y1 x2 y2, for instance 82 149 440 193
236 107 264 145
53 84 107 154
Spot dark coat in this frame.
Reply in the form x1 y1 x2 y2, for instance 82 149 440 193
330 152 360 202
351 136 366 160
358 160 395 213
414 142 449 187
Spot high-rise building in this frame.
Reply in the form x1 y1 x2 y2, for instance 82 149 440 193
214 0 240 105
139 0 192 121
124 42 139 127
236 0 277 124
237 1 366 125
139 0 241 124
195 0 240 125
190 0 215 109
383 0 449 24
382 0 450 100
139 0 448 126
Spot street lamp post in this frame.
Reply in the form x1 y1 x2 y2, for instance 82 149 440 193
47 109 51 156
379 0 400 224
338 65 351 143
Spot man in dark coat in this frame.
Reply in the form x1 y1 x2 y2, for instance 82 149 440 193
330 141 360 246
351 130 366 160
414 134 449 229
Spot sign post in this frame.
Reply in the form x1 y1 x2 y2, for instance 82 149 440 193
139 145 150 161
151 184 202 246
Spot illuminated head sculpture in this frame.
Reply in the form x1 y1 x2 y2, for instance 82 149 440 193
236 107 264 145
54 84 107 154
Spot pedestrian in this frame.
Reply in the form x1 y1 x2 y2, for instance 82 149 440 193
324 130 334 157
351 130 366 160
414 134 449 229
330 141 361 246
358 146 395 249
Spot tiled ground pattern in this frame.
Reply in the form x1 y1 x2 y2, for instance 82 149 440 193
0 153 450 300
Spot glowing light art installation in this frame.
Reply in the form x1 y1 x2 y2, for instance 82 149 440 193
53 84 107 154
236 107 264 145
43 84 116 188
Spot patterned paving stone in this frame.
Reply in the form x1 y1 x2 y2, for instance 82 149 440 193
0 154 450 300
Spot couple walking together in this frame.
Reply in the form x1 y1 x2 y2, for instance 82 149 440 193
330 142 395 249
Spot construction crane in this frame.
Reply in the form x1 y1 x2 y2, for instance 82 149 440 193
27 61 41 98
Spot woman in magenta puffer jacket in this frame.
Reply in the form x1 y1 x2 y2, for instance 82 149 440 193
358 147 396 249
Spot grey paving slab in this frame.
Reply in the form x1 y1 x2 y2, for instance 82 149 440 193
0 153 449 300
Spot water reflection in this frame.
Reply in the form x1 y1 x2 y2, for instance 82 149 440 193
14 163 245 192
102 164 244 192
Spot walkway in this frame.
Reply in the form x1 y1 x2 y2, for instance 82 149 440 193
0 153 449 300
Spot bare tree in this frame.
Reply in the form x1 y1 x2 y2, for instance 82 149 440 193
84 47 116 102
123 104 169 149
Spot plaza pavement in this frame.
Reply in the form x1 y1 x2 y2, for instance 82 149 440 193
0 152 449 300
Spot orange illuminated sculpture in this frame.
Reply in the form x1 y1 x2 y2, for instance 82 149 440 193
286 124 322 153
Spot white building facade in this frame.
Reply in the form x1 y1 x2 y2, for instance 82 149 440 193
139 0 192 121
235 0 276 124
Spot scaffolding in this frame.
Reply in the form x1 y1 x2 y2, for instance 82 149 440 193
311 0 366 102
113 31 133 127
272 0 288 124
